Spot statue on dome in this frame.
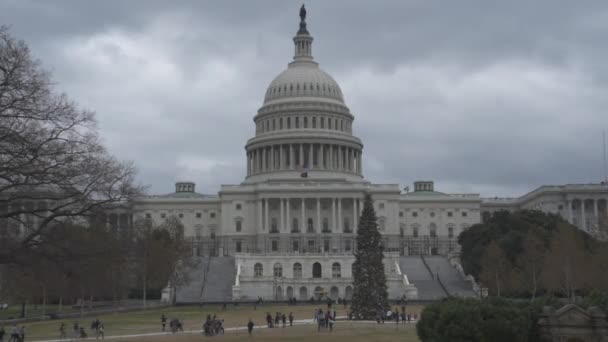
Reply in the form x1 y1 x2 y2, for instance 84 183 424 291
299 4 307 22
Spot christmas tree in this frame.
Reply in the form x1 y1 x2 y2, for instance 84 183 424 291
350 193 389 319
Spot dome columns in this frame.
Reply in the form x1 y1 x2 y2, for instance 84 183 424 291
246 142 362 177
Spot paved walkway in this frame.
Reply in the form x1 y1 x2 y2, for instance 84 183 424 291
33 317 417 342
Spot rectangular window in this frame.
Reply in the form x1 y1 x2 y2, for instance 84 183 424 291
412 212 418 217
399 211 403 217
272 119 276 130
287 117 291 128
161 213 166 218
210 212 216 219
345 239 352 252
462 211 468 217
271 240 279 252
321 117 325 128
304 117 308 128
308 239 315 252
292 240 299 252
236 204 242 210
324 239 330 252
145 213 151 219
447 212 453 217
295 117 299 128
312 117 316 128
413 228 419 238
280 118 283 129
236 221 242 232
236 241 242 253
196 212 202 218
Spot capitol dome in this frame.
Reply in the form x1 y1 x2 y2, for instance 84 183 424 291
263 64 344 104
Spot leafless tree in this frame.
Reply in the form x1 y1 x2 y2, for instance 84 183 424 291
0 26 141 264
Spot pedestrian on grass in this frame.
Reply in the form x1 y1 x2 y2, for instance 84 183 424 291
0 325 5 342
59 323 66 340
96 323 104 340
281 313 286 327
288 312 294 327
247 319 254 336
161 314 167 332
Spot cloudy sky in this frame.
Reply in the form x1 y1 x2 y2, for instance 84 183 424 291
2 1 608 197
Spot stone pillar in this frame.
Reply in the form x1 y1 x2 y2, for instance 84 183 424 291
331 198 336 232
301 198 305 232
258 199 263 231
568 200 573 224
290 144 294 169
317 198 321 233
279 145 283 170
358 151 362 174
320 144 324 169
581 199 586 230
338 198 342 232
299 144 303 168
280 197 284 232
270 145 274 171
265 198 270 231
286 198 291 232
329 145 333 169
352 197 357 233
262 148 267 172
246 152 250 175
309 143 313 169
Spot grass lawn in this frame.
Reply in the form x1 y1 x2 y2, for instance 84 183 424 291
115 323 420 342
0 304 80 320
7 303 423 341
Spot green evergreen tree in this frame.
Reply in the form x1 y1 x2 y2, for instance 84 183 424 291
350 193 389 319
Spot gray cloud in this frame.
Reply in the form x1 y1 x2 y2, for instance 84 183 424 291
2 0 607 197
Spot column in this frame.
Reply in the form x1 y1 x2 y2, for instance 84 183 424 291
594 199 599 226
301 198 305 232
338 198 342 232
581 199 586 230
309 143 313 168
316 198 321 233
331 198 336 232
258 199 263 231
265 198 270 231
320 144 324 169
280 197 284 231
358 151 362 174
329 145 333 170
289 144 294 169
568 200 573 224
352 198 357 233
270 145 274 171
246 152 250 175
262 148 267 172
286 198 291 232
299 144 303 168
279 145 283 170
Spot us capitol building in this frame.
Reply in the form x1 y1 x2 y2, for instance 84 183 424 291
127 9 608 303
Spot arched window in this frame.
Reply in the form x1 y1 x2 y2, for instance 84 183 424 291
307 218 314 233
271 218 278 233
322 218 329 232
235 220 242 232
412 225 419 238
429 223 437 237
343 218 350 233
273 263 283 277
332 263 341 278
312 262 322 278
292 218 299 233
448 226 454 238
254 263 263 277
293 263 302 279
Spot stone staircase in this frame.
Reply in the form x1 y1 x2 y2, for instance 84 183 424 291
175 256 236 303
423 256 477 298
399 256 446 300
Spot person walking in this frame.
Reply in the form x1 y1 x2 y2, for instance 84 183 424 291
0 325 5 342
96 323 104 340
161 314 167 332
17 326 24 342
288 312 294 327
59 323 66 340
281 313 286 328
247 319 254 336
8 325 18 342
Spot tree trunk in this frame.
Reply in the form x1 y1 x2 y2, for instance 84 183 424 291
495 271 501 297
20 301 26 318
42 286 47 319
143 273 147 309
58 297 63 313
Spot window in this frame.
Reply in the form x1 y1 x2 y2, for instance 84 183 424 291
236 241 242 253
312 117 316 128
447 211 453 217
324 239 330 252
304 117 308 128
273 263 283 277
379 203 385 210
293 263 302 279
292 240 299 252
307 239 316 252
196 212 202 218
462 211 468 217
448 227 454 238
280 118 283 129
307 218 314 233
161 213 166 218
272 119 276 130
295 117 299 128
328 119 332 129
321 117 325 128
413 227 419 238
345 239 352 252
145 213 151 219
430 227 437 238
178 213 183 218
292 218 299 233
399 211 403 217
235 220 242 232
287 117 291 129
378 218 385 231
332 263 341 278
210 212 216 219
412 211 418 217
312 262 322 278
236 204 242 210
343 218 350 233
254 263 263 277
271 218 278 233
322 218 330 232
558 205 564 210
271 240 279 252
430 212 435 218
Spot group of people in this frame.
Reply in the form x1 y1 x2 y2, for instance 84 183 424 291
377 307 417 324
265 311 295 328
0 325 25 342
313 308 336 332
60 319 104 340
202 314 224 336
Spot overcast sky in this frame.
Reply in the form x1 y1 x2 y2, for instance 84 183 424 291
2 1 608 197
